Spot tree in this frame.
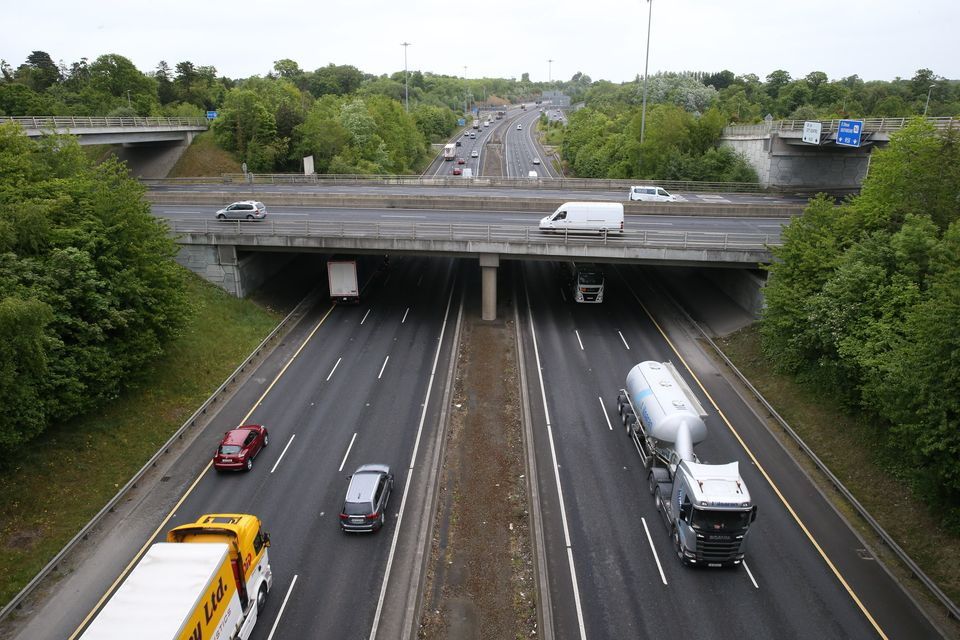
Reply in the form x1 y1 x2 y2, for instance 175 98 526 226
16 51 61 92
0 123 189 450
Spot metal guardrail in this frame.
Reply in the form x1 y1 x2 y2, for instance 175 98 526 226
681 306 960 624
147 173 766 194
171 218 780 253
0 288 319 624
0 116 208 129
724 117 958 137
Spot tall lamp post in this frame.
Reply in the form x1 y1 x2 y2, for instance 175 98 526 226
923 84 935 117
463 66 468 114
548 59 553 83
639 0 653 145
401 42 411 112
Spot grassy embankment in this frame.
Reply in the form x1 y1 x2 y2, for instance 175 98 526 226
0 272 280 607
718 325 960 629
168 130 243 177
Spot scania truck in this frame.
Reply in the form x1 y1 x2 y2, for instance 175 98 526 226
617 362 757 567
80 513 273 640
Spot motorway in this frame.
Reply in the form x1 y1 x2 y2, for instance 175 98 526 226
517 261 940 639
4 110 946 640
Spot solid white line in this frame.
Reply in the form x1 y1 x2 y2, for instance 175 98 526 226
266 574 299 640
326 357 342 381
743 560 760 589
402 307 410 324
370 271 457 640
575 329 584 351
361 309 371 325
378 355 390 380
642 517 668 585
524 275 587 640
618 330 630 350
339 432 358 472
599 397 613 431
270 434 296 474
382 214 426 218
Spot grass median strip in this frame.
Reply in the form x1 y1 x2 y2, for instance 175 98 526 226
0 271 280 608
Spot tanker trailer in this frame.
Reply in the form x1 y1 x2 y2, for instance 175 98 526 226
617 361 757 567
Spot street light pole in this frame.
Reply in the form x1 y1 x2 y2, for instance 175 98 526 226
923 84 935 117
126 90 132 108
639 0 653 146
548 59 553 83
401 42 411 112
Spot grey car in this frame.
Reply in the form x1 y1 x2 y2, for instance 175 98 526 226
216 200 267 220
339 464 394 533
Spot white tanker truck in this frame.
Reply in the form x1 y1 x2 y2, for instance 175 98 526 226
617 361 757 567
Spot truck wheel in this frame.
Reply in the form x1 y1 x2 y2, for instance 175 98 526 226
672 527 685 563
256 584 268 611
648 472 657 496
245 458 253 472
653 486 663 511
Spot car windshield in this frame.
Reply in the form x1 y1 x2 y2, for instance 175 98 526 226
691 508 751 531
578 272 603 285
344 501 370 516
219 444 242 455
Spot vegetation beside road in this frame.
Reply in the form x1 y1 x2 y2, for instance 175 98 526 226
718 325 960 628
0 272 279 608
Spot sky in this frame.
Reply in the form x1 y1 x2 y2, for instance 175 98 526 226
3 0 958 85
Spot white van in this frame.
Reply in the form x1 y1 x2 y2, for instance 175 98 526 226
462 168 473 178
528 170 538 179
628 185 677 202
539 202 624 233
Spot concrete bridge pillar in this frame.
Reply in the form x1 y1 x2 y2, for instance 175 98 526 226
479 253 499 321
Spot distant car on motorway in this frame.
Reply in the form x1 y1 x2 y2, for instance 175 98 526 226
216 201 267 221
517 124 523 130
471 149 479 158
213 424 269 472
457 157 466 164
452 167 463 175
532 157 540 164
340 464 394 532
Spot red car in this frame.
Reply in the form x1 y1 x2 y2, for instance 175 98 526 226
457 157 466 165
213 424 269 472
452 167 462 175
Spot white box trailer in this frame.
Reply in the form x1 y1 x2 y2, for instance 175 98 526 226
80 543 243 640
327 258 361 303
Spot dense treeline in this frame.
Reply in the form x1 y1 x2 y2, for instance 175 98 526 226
761 120 960 527
559 68 959 181
0 123 189 452
0 52 568 173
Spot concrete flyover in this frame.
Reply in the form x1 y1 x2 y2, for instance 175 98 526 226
166 215 778 320
721 116 958 191
0 116 208 146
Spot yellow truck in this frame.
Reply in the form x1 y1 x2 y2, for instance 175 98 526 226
80 514 273 640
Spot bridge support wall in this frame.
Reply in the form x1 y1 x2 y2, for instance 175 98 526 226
175 245 296 297
721 134 871 189
704 268 767 318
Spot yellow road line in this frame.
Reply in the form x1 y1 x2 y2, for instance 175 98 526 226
70 303 335 639
636 291 887 640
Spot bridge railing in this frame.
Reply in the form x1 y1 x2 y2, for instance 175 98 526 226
0 116 208 128
149 174 766 193
170 218 780 252
724 117 957 137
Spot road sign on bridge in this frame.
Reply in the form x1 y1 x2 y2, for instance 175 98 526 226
836 119 864 147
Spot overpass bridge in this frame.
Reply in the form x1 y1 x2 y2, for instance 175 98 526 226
0 116 208 145
721 116 958 191
156 188 791 320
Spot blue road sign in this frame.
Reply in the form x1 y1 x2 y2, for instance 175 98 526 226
206 111 218 119
836 119 863 147
457 118 466 126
